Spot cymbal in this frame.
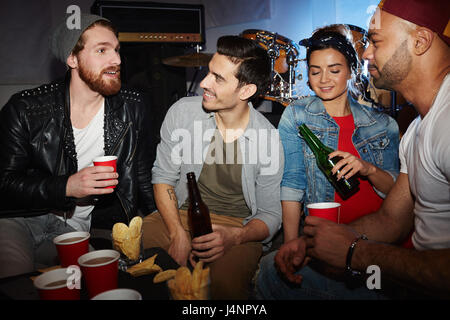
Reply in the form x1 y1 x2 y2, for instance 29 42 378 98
162 53 213 67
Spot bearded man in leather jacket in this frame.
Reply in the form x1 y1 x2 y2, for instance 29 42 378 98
0 14 156 278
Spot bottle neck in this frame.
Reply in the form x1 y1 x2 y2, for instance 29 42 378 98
298 124 327 153
187 176 202 205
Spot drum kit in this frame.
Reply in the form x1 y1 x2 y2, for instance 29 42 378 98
241 29 304 106
162 30 306 105
162 25 405 116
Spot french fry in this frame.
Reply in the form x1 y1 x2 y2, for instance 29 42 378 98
201 267 210 287
168 279 181 300
166 262 210 300
127 264 158 277
126 254 160 277
198 267 210 300
127 263 162 277
153 269 177 283
191 261 203 292
175 267 192 295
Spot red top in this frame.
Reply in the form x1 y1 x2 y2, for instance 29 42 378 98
333 114 413 248
333 114 383 224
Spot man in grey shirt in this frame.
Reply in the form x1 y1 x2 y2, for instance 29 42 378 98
143 35 284 299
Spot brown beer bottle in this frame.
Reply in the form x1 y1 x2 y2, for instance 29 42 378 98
186 172 213 238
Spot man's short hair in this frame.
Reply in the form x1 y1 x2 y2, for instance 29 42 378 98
216 35 271 100
72 19 117 57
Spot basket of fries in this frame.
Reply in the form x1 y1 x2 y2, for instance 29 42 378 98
166 262 210 300
125 254 210 300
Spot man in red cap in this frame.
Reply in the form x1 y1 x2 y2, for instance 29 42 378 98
257 0 450 299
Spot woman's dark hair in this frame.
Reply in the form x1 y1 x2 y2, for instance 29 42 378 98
302 24 362 99
216 35 271 100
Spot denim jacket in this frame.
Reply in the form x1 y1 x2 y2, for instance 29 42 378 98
278 95 399 208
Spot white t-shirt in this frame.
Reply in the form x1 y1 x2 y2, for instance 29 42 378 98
399 74 450 250
57 103 105 231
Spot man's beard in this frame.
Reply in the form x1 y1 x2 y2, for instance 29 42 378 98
78 61 121 96
372 40 412 90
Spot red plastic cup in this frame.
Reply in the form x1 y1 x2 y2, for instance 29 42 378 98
53 231 90 267
93 155 117 188
33 267 81 300
78 250 120 299
307 202 341 223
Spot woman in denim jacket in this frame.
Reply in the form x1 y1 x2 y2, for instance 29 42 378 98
279 26 399 243
255 25 400 300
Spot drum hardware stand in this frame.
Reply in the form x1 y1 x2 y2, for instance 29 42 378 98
389 93 412 118
360 77 409 118
242 29 304 106
161 44 213 97
266 34 280 93
187 67 202 96
187 45 204 96
286 48 297 99
390 91 398 118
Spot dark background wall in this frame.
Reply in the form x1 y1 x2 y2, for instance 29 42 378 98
0 0 381 108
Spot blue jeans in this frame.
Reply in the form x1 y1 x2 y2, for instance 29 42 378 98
0 214 76 278
255 251 386 300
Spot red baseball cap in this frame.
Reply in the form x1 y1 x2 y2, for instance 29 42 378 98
378 0 450 46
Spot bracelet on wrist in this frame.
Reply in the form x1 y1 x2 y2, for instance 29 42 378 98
345 234 368 277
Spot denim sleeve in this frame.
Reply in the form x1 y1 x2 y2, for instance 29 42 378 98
281 186 304 202
373 115 400 198
278 106 306 202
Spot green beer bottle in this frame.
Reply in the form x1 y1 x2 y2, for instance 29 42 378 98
298 124 359 199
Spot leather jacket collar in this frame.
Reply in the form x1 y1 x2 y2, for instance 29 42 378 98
61 72 130 170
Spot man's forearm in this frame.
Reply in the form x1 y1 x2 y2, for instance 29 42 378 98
346 174 448 297
1 172 72 212
153 183 184 238
349 173 415 244
236 218 269 245
349 210 413 245
353 240 450 298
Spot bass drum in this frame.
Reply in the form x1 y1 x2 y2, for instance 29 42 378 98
241 29 299 74
241 29 302 106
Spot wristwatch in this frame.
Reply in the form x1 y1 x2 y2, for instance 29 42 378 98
345 234 368 277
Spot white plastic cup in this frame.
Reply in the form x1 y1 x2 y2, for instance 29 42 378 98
91 288 142 300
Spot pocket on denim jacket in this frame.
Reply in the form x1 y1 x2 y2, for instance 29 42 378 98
362 134 390 167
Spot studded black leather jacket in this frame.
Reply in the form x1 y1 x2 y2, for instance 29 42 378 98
0 74 156 223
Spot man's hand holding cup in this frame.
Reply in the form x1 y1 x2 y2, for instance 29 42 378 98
66 156 119 198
